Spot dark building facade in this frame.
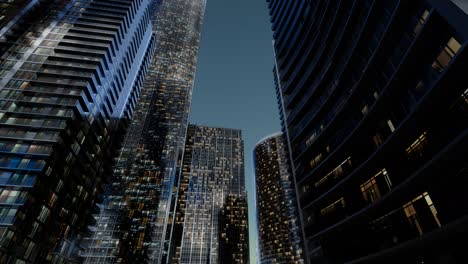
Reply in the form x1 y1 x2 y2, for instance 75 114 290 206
268 0 468 263
0 0 155 262
171 125 249 264
254 132 304 264
82 0 206 263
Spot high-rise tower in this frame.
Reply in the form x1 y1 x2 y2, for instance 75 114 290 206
268 0 468 263
172 125 248 264
82 0 206 263
254 133 303 264
0 0 155 262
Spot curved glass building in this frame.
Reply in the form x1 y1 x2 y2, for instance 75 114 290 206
254 133 303 264
267 0 468 263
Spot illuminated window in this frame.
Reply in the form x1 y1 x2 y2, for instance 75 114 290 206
320 197 345 217
37 206 50 223
306 133 317 146
403 192 441 236
361 105 369 115
0 208 17 224
387 119 396 132
413 9 430 34
432 37 461 72
0 190 27 204
360 169 392 203
309 153 323 169
315 157 352 187
373 133 384 147
405 132 428 159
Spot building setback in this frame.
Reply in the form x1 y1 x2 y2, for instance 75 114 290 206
254 133 303 264
172 125 249 264
82 0 206 263
0 0 155 262
267 0 468 263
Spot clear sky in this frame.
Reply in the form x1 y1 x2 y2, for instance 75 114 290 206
188 0 280 263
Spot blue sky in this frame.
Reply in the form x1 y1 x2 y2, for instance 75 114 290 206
188 0 279 262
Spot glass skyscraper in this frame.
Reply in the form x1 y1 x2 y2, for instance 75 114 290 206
0 0 155 262
254 133 303 264
268 0 468 263
82 0 206 263
172 125 248 264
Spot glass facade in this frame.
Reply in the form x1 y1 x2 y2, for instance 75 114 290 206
82 0 206 263
268 0 468 263
0 0 155 262
171 125 249 264
254 133 304 264
0 0 57 55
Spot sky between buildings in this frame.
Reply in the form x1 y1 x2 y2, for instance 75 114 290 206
188 0 279 263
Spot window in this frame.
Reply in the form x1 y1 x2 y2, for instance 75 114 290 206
29 222 40 238
403 203 422 235
387 119 396 133
6 173 36 186
315 157 352 188
405 132 428 159
361 105 369 115
37 206 50 223
11 144 29 153
403 192 441 236
320 197 345 217
0 190 27 204
306 133 317 146
432 37 462 72
0 208 17 224
413 9 429 34
0 172 12 184
309 153 323 169
25 241 35 259
360 169 392 203
373 133 384 147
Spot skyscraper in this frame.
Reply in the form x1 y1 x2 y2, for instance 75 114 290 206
171 125 248 264
268 0 468 263
0 0 56 55
82 0 206 263
0 0 155 262
254 133 303 264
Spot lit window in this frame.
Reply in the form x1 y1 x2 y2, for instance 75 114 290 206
315 157 352 187
373 133 384 147
37 206 50 223
309 153 323 169
387 119 396 132
413 9 430 34
306 133 317 146
403 192 441 236
432 37 461 72
360 169 392 203
320 197 345 217
0 190 24 204
405 132 428 159
361 105 369 115
0 207 17 224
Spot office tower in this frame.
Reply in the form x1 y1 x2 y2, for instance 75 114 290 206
254 133 303 264
171 125 249 264
0 0 156 262
267 0 468 263
82 0 206 263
